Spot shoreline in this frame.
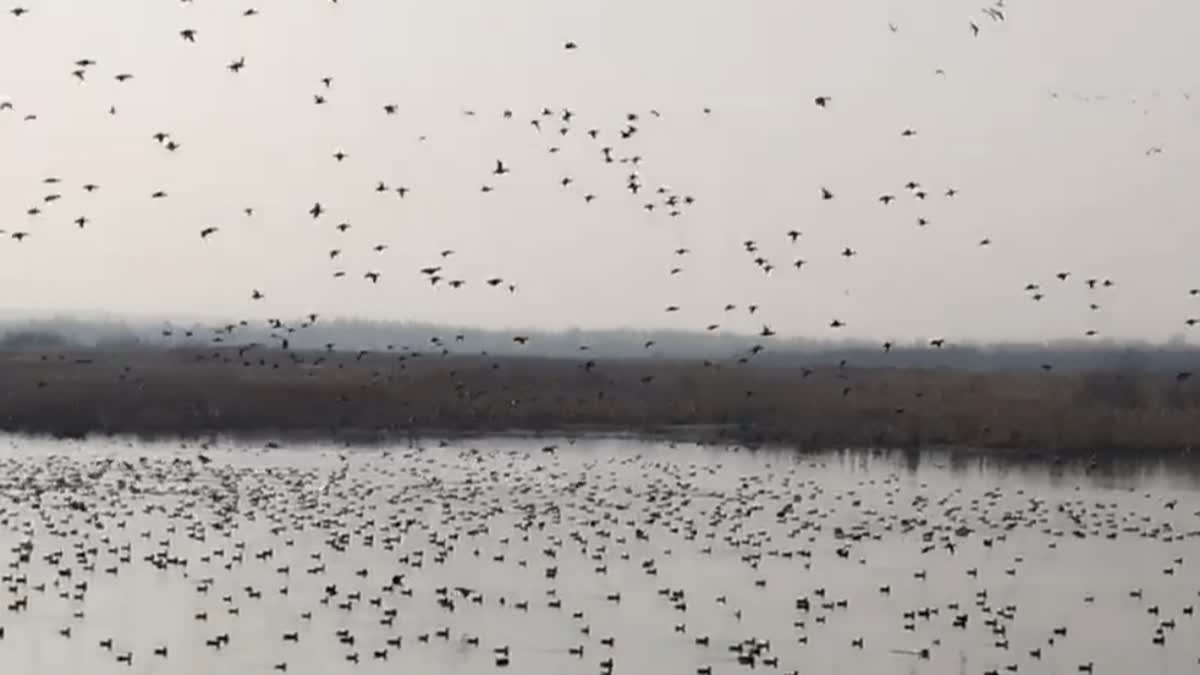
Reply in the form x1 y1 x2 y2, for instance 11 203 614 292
3 346 1199 455
6 425 1196 461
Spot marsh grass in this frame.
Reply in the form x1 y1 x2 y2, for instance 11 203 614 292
2 347 1198 453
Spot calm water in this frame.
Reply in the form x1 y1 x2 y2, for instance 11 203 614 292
1 435 1198 675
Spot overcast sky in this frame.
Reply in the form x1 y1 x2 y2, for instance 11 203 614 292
1 0 1198 344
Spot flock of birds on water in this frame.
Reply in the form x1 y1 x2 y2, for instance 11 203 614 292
2 0 1198 389
0 439 1197 675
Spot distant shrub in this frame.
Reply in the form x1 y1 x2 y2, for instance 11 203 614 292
95 334 145 349
0 330 70 351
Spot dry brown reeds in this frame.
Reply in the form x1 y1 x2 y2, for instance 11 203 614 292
1 346 1198 453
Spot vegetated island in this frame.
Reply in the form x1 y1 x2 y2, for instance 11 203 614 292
2 342 1198 454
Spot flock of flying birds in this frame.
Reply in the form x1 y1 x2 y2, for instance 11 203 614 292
0 440 1197 674
1 0 1198 386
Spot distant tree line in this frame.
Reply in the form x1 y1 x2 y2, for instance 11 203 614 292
1 315 1198 373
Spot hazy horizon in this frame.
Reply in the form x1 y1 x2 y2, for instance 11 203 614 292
3 0 1200 344
5 313 1200 375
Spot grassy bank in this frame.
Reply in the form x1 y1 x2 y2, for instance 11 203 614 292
2 346 1198 453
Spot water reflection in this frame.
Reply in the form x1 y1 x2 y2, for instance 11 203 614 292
0 434 1197 675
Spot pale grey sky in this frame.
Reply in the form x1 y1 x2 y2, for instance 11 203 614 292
2 0 1199 344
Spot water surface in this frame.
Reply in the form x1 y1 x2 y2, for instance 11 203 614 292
1 436 1197 675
